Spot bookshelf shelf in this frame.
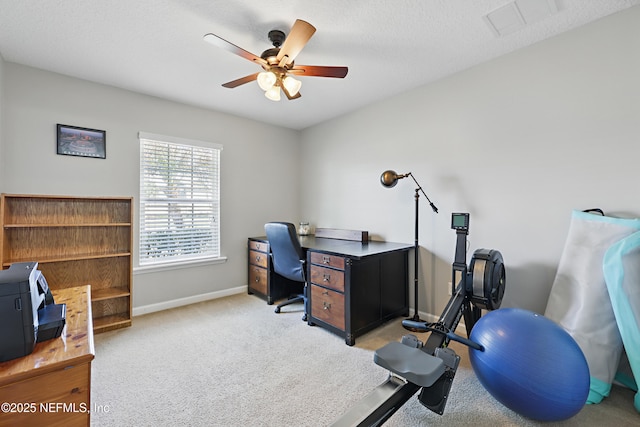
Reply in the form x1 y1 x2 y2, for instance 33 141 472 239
1 194 133 333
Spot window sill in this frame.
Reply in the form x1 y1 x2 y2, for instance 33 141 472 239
134 256 227 274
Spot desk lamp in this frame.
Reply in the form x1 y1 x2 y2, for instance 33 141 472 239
380 170 438 330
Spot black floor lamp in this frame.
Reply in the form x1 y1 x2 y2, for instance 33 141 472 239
380 170 438 330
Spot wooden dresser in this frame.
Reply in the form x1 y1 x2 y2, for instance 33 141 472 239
0 286 95 427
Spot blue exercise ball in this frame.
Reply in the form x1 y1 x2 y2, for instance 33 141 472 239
468 308 590 421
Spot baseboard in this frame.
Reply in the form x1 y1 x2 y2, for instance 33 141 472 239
133 289 469 334
133 286 247 317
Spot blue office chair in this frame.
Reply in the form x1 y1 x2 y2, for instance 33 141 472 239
264 222 307 321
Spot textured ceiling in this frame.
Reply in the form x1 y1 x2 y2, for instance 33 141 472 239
1 0 638 130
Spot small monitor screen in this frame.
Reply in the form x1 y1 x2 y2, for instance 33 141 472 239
451 213 469 230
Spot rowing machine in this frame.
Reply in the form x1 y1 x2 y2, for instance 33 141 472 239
331 213 506 426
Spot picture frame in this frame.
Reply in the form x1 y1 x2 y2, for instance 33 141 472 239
57 124 106 159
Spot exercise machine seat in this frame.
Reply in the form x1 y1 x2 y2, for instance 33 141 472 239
374 342 445 387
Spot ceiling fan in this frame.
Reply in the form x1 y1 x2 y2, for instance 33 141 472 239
203 19 348 101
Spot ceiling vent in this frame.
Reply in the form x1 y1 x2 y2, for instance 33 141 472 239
484 0 559 37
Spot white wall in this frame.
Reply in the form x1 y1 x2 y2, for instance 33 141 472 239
0 64 301 309
300 7 640 315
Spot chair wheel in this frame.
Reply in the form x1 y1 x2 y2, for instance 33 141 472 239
275 307 281 313
302 314 307 321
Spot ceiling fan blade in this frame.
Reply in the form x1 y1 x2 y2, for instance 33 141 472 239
204 33 268 67
281 84 302 100
221 73 260 88
276 19 316 66
289 65 348 78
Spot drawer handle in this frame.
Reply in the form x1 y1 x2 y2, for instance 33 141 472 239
322 255 331 264
255 277 260 283
323 302 331 310
255 255 261 262
323 274 331 282
322 290 329 296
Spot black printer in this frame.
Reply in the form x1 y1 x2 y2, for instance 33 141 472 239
0 262 66 363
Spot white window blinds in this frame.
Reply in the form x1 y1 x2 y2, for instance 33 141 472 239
139 132 222 265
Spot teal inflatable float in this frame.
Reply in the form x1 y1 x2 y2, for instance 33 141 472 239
545 210 640 412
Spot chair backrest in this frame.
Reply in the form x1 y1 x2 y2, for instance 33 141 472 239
264 222 305 283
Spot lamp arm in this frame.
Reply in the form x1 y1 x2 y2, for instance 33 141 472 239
407 172 439 213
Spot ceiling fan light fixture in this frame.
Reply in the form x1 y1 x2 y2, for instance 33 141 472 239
282 75 302 96
208 19 348 100
265 85 281 101
257 71 277 91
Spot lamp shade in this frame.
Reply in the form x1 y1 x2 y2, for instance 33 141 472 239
264 85 281 101
257 71 277 91
282 76 302 96
380 170 400 188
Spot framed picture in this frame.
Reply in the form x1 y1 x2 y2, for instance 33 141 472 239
57 124 106 159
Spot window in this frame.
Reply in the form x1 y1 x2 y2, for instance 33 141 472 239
138 132 222 266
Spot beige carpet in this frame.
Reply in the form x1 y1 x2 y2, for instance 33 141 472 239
91 293 638 426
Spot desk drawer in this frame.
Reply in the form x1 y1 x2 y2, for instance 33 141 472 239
249 250 268 268
310 252 345 270
249 240 268 253
310 265 345 293
310 284 345 331
248 265 267 295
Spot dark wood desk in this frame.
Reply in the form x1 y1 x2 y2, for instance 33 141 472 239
0 286 95 427
248 236 412 345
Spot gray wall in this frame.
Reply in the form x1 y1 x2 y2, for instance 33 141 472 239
300 7 640 315
0 65 301 310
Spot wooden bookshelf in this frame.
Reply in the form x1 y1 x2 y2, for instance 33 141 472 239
1 194 133 333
